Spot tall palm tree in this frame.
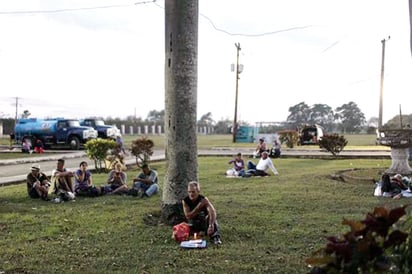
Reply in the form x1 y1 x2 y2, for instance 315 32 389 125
162 0 199 224
409 0 412 56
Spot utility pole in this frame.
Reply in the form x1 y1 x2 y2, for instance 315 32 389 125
14 97 19 130
378 37 390 129
232 42 241 143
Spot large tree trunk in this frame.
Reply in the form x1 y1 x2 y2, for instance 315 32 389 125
161 0 199 225
410 0 412 56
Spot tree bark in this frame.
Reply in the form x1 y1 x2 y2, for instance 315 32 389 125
410 0 412 56
162 0 199 225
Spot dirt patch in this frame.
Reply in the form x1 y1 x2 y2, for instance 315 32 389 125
143 211 162 226
331 168 385 183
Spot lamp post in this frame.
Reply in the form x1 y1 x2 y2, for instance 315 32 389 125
232 42 241 143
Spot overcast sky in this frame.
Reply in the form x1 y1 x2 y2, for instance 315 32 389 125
0 0 411 124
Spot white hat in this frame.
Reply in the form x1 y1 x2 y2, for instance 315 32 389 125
31 164 40 171
394 174 403 181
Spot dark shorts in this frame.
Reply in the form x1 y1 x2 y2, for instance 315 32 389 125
104 184 122 193
29 187 40 199
76 186 100 197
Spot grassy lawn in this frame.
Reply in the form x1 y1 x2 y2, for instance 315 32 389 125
0 157 409 273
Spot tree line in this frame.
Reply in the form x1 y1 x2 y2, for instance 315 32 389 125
1 102 410 136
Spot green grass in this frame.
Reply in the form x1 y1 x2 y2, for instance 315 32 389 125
0 152 42 160
0 157 409 273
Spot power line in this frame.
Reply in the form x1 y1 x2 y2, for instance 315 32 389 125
152 1 315 38
1 0 314 38
0 0 155 15
200 12 314 37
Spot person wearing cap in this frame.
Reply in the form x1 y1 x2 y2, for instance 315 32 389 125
51 158 74 197
131 163 159 198
26 164 51 201
247 151 279 176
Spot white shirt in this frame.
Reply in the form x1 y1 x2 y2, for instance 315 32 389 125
256 157 279 175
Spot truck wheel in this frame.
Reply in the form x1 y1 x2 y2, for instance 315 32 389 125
69 136 80 150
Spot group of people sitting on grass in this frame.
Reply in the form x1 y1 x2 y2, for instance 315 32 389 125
26 159 159 202
26 160 222 245
226 151 279 177
374 173 412 199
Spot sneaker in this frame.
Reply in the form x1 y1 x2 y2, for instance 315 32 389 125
211 235 222 245
138 189 145 198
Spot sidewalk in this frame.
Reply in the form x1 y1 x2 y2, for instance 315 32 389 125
0 148 391 186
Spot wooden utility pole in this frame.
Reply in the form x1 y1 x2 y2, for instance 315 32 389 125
378 37 389 129
14 97 19 129
232 43 241 143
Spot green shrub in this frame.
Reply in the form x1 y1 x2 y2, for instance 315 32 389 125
130 136 154 167
278 130 299 148
319 134 348 156
84 138 117 172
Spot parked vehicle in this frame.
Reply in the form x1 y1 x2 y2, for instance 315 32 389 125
14 118 98 150
299 124 324 145
80 118 120 139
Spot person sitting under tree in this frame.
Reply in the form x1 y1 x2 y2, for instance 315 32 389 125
182 181 222 245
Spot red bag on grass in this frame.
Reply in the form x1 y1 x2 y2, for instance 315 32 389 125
173 222 190 242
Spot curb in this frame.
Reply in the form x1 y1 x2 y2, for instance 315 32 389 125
0 149 393 187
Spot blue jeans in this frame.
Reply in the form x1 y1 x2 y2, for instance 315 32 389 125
133 182 159 197
247 161 268 176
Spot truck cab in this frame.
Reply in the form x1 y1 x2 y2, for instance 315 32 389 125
299 124 324 145
80 118 120 139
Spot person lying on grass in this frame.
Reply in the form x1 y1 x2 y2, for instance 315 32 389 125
182 181 222 245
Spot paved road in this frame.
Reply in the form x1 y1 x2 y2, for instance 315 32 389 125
0 148 391 186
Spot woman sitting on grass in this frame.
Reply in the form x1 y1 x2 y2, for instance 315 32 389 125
74 161 100 197
104 162 129 195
